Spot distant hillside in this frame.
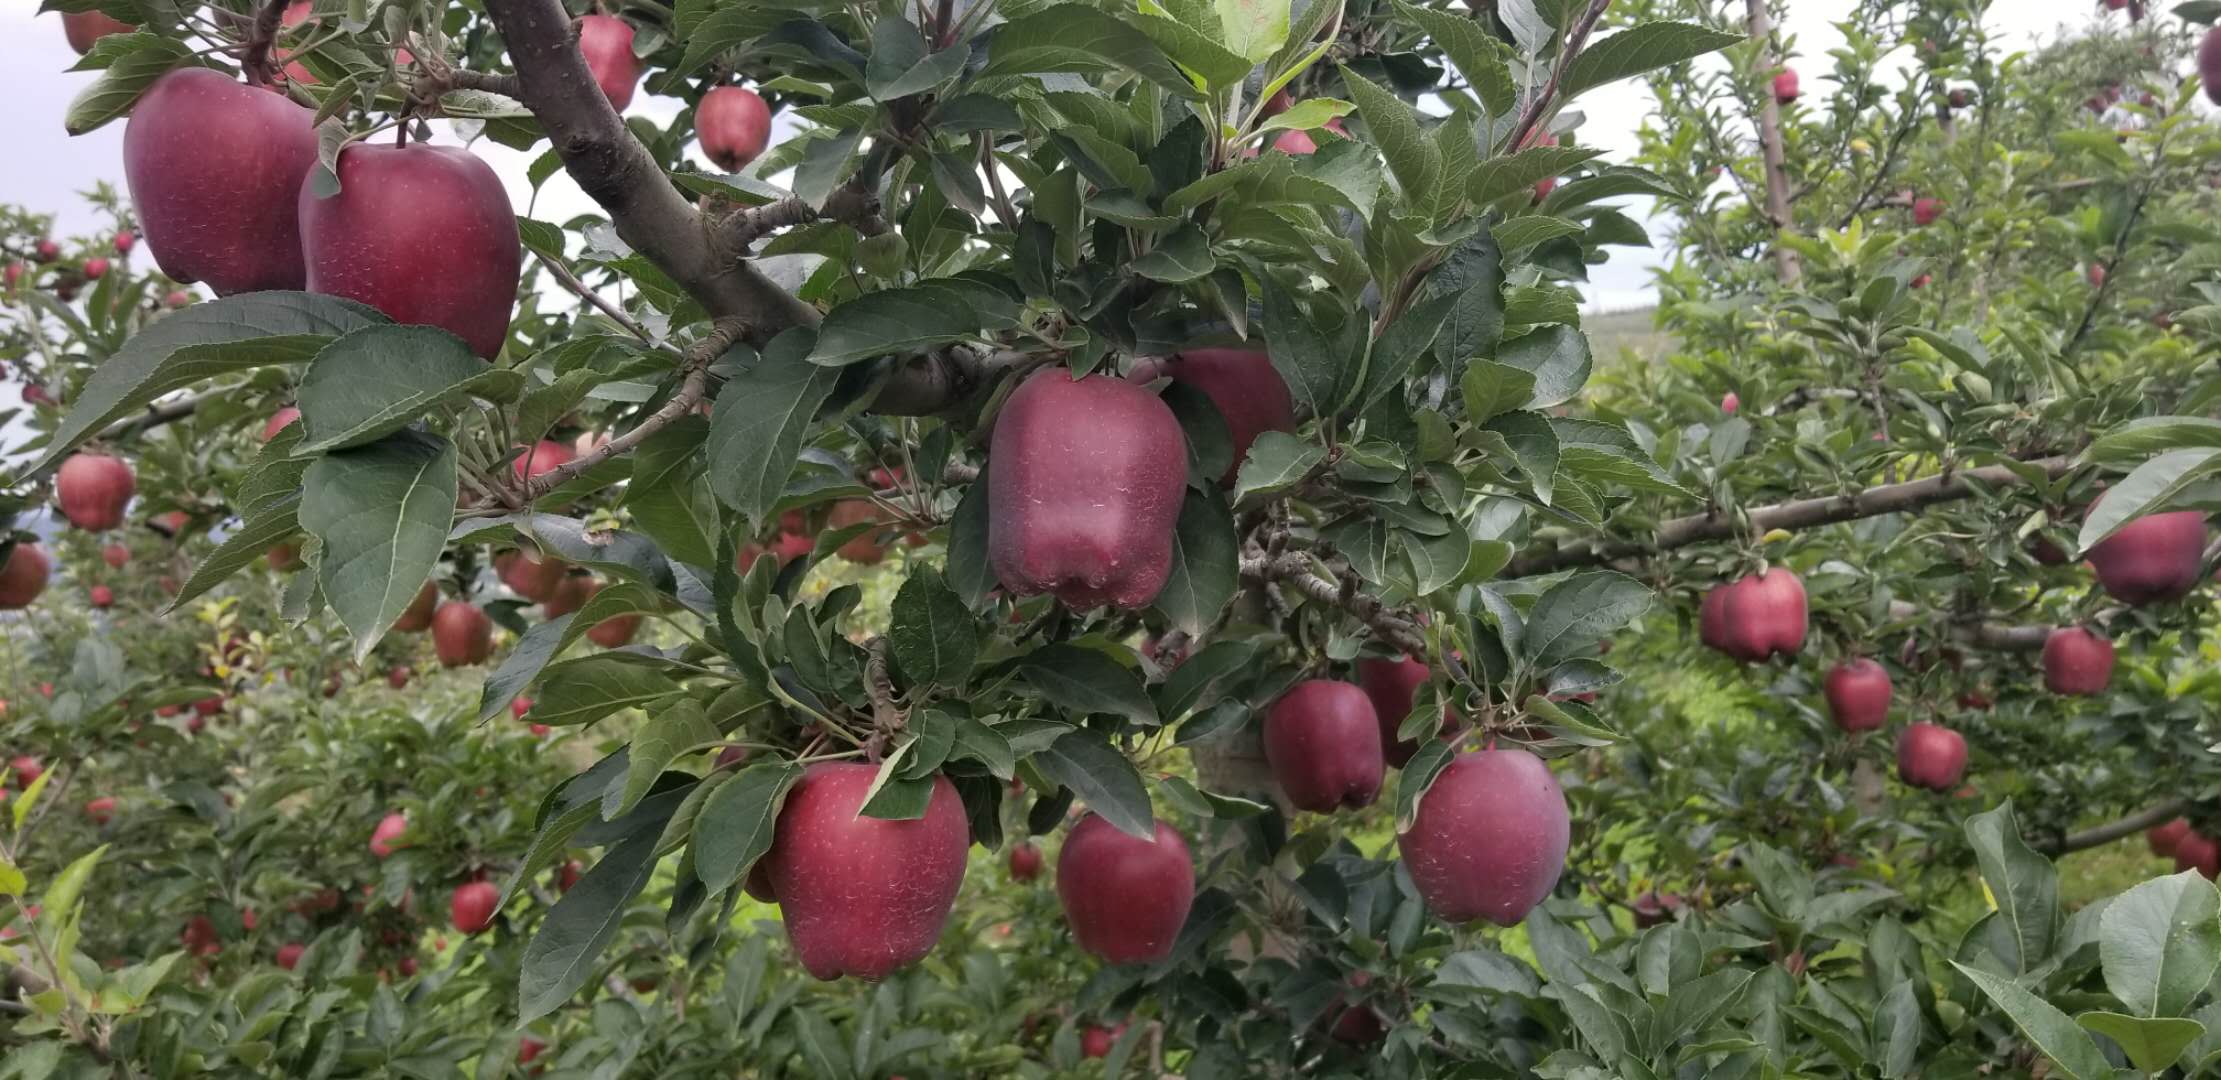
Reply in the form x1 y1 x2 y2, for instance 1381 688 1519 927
1584 306 1668 367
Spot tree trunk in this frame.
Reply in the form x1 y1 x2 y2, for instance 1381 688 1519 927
1746 0 1801 285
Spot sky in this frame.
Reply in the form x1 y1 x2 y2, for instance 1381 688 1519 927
0 3 2119 317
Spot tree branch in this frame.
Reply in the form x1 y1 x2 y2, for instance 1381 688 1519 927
1241 552 1427 657
1502 455 2073 577
238 0 292 86
99 391 218 440
2039 798 2190 856
518 319 745 500
1505 0 1614 154
1744 0 1799 284
531 249 651 343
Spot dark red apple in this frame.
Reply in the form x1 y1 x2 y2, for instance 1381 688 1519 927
1056 813 1195 964
88 585 114 609
761 763 969 980
1895 722 1967 792
1912 197 1943 226
1822 658 1891 732
558 860 583 893
1007 841 1042 882
2204 29 2221 106
33 240 58 263
301 143 521 359
989 369 1187 609
0 545 51 609
391 581 438 632
10 756 44 786
387 666 410 690
1400 748 1568 926
1772 68 1799 104
518 1037 546 1065
1129 348 1295 486
1080 1021 1128 1059
2150 817 2192 857
57 453 136 531
698 86 772 171
2086 506 2207 606
101 543 128 569
1356 655 1443 767
583 585 641 648
113 230 134 254
275 942 305 970
450 881 499 934
577 15 643 112
826 500 889 564
431 601 494 666
83 257 109 281
125 68 318 295
83 796 115 824
62 9 134 54
1699 568 1806 662
1630 890 1682 928
1264 679 1385 811
2041 626 2114 696
1326 995 1385 1045
180 914 220 956
2177 831 2220 879
369 812 408 857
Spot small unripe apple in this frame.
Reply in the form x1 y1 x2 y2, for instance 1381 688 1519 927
577 15 643 112
61 9 135 54
89 585 114 609
261 406 301 443
1007 841 1042 882
989 369 1187 610
0 545 50 609
391 580 438 633
2150 817 2192 857
1912 197 1944 226
450 881 500 934
126 68 318 295
2086 504 2207 606
1699 569 1807 662
431 602 494 667
1895 722 1968 792
275 942 305 970
1400 749 1569 926
1056 813 1195 964
1264 679 1385 811
2041 627 2114 696
1772 69 1799 104
83 796 115 824
762 763 969 980
2177 830 2220 879
1720 391 1739 415
698 86 772 171
57 453 137 531
113 230 134 254
1822 658 1891 732
370 812 409 857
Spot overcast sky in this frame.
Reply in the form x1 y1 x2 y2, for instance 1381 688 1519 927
0 3 2124 316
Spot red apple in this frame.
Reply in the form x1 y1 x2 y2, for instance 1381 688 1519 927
450 881 500 934
276 1 317 83
2086 505 2206 606
1080 1021 1128 1059
113 230 134 254
514 698 536 721
1772 68 1799 104
584 587 641 648
386 666 410 690
1699 568 1807 662
1895 722 1968 792
83 257 109 281
761 763 969 980
1265 116 1348 156
57 453 136 531
577 15 643 112
1007 841 1042 882
164 289 190 307
2042 627 2115 696
180 914 220 956
1822 658 1891 733
698 86 772 171
2177 831 2220 879
989 369 1187 609
1721 391 1739 414
10 757 43 786
1129 348 1295 486
83 796 115 824
125 68 318 295
266 542 303 571
2150 817 2192 857
63 9 135 53
1265 679 1385 812
275 942 305 970
543 574 593 617
370 812 409 857
431 601 494 666
1912 197 1943 226
558 861 583 893
1401 748 1568 926
101 543 129 569
497 548 569 602
88 585 114 609
518 1036 546 1065
1356 656 1440 767
300 143 521 359
2203 28 2221 106
261 406 301 443
1326 996 1386 1045
391 581 438 632
2087 263 2107 288
33 240 58 263
0 545 48 609
1056 813 1195 964
1630 890 1682 928
512 440 577 484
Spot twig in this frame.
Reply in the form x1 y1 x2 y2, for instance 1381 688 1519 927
1743 0 1799 284
2039 798 2192 856
1504 0 1615 155
1240 552 1427 657
517 318 745 500
532 249 652 343
237 0 293 86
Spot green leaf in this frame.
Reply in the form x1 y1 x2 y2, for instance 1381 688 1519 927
1393 739 1454 833
1495 324 1591 409
980 6 1200 99
1951 963 2114 1080
31 292 384 474
612 700 722 819
620 416 720 567
889 566 978 688
1540 167 1680 213
294 325 513 452
951 717 1016 780
1390 0 1514 114
532 656 685 727
2076 448 2221 555
1232 431 1325 503
2079 1012 2206 1072
1561 23 1742 99
1127 5 1254 89
945 467 995 608
1130 223 1217 282
693 760 804 892
803 283 984 367
866 18 971 100
297 431 457 663
1522 571 1649 667
1254 98 1351 139
2099 871 2221 1018
64 36 189 135
1261 275 1343 423
2086 416 2221 464
36 845 108 941
1214 0 1289 62
1158 490 1239 635
1338 66 1441 215
1157 639 1261 720
1461 360 1536 422
1468 146 1603 205
518 829 662 1021
708 331 840 528
163 493 301 614
1017 644 1158 726
1482 411 1560 504
1492 214 1585 254
1031 728 1155 840
1964 802 2060 974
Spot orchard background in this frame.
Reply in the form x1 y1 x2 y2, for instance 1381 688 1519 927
4 0 2221 1076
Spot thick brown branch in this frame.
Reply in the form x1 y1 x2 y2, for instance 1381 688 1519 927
719 188 889 251
1503 455 2073 578
2040 798 2190 856
1881 601 2056 651
238 0 292 86
1241 552 1427 657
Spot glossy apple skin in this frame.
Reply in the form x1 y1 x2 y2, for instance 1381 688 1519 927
699 86 772 171
1356 656 1433 767
431 601 494 667
450 881 500 934
2087 508 2207 606
1401 749 1569 926
301 143 521 359
1131 348 1295 486
1056 814 1195 964
2041 627 2115 696
762 763 968 980
57 453 136 531
1264 680 1385 812
369 812 408 857
391 581 438 632
2150 817 2193 857
1895 722 1968 792
63 9 135 53
577 15 643 112
125 68 317 295
1699 569 1806 662
989 369 1187 610
2177 831 2220 879
1007 841 1043 882
1822 658 1891 732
